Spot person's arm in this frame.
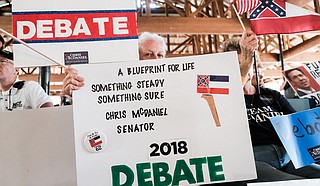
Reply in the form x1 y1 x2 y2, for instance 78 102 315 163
40 102 54 108
239 31 258 86
60 66 85 105
25 81 54 109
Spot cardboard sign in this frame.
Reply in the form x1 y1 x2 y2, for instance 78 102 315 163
73 53 257 186
12 0 138 67
0 106 77 186
269 107 320 168
283 62 320 105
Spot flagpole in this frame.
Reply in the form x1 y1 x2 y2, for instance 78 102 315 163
231 4 246 31
278 34 285 71
0 28 66 68
231 2 260 94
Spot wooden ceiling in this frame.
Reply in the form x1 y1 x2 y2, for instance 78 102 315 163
0 0 319 95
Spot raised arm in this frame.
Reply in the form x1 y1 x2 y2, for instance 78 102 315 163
239 31 258 85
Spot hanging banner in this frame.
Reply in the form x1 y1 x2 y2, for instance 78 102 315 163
72 53 257 186
269 107 320 168
12 0 138 67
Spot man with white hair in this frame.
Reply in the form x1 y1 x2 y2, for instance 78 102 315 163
61 32 167 100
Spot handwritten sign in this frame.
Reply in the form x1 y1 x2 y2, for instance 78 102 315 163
72 53 256 186
269 107 320 168
12 0 138 67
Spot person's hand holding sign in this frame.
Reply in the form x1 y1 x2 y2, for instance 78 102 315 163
61 66 85 97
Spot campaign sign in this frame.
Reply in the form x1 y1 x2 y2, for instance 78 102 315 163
248 179 320 186
283 61 320 105
12 0 138 67
269 107 320 168
73 53 256 186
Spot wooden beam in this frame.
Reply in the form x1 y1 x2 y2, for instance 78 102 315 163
283 35 320 60
0 16 12 33
164 0 185 17
18 74 65 82
1 14 251 35
137 17 250 34
190 0 214 17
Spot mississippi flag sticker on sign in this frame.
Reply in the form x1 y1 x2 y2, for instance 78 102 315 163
197 75 229 94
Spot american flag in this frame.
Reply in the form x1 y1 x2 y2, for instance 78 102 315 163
231 0 260 15
197 75 229 94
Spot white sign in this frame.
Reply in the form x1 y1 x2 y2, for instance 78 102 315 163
0 106 77 186
12 0 138 67
248 179 320 186
73 53 256 186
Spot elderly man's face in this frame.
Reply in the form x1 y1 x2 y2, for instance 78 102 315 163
287 70 311 90
0 56 16 81
139 39 165 60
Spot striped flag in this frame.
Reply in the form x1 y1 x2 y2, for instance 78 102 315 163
197 75 229 94
231 0 260 15
89 135 103 148
250 0 320 35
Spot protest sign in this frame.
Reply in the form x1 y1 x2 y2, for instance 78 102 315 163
283 62 320 105
269 107 320 168
72 53 256 185
0 106 77 186
12 0 138 67
248 179 320 186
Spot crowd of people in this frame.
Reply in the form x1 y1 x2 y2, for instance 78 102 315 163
1 30 320 185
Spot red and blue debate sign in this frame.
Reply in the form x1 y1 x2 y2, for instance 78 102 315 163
12 10 138 43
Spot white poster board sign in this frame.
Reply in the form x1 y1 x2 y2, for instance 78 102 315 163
12 0 138 67
73 53 256 186
0 106 77 186
248 179 320 186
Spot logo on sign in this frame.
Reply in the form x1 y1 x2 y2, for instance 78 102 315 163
64 51 89 65
83 131 107 153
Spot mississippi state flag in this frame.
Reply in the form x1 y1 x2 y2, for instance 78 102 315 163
197 75 229 94
89 136 103 148
250 0 320 35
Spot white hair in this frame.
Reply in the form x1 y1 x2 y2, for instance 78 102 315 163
138 32 166 54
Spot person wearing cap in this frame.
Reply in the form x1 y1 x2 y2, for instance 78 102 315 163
0 50 53 112
222 35 320 183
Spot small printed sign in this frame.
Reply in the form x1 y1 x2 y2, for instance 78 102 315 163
64 51 89 65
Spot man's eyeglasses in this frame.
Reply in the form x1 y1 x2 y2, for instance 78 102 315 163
0 59 14 65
